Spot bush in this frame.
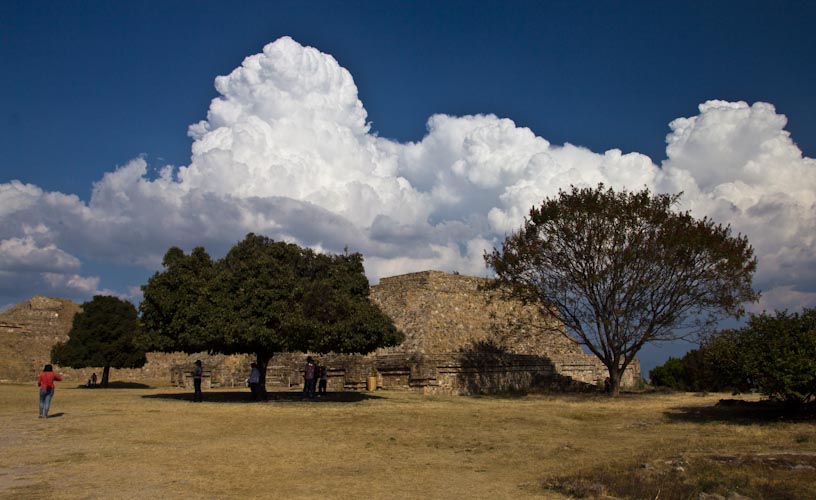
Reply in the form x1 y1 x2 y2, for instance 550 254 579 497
649 348 726 392
707 308 816 406
650 357 685 389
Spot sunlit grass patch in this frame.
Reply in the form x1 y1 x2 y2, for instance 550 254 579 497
0 385 814 500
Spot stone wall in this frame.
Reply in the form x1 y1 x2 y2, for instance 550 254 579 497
0 271 640 394
0 296 253 386
0 296 81 383
370 271 580 356
364 271 640 393
271 271 639 395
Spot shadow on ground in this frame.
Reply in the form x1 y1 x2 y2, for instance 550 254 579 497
73 381 153 389
664 398 816 425
142 390 384 404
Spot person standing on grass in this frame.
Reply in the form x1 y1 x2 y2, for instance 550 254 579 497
192 360 203 402
318 366 328 396
303 356 316 398
37 364 62 418
91 372 97 387
248 362 261 401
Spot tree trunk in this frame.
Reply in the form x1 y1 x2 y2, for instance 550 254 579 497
256 352 272 400
606 365 622 397
101 365 110 388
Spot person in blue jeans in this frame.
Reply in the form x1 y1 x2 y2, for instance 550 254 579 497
37 364 62 418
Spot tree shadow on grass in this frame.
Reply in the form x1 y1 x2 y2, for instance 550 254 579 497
142 390 384 404
664 398 816 425
74 381 152 389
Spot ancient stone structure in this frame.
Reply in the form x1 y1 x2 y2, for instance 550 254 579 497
0 296 80 383
298 271 640 394
255 271 639 394
0 271 640 394
0 296 246 386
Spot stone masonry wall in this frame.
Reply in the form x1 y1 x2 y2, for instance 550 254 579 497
0 296 251 386
366 271 640 392
1 271 640 394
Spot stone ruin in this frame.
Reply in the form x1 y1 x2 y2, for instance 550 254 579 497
296 271 640 394
0 296 81 383
0 271 639 394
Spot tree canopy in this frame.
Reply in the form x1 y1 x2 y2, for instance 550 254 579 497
706 308 816 406
648 348 724 393
140 233 403 394
51 295 147 387
485 184 758 396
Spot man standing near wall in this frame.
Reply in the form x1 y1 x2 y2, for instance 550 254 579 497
192 360 203 402
303 356 316 399
248 362 261 401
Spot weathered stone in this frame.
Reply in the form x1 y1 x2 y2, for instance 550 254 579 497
363 271 639 393
0 296 81 382
1 271 640 394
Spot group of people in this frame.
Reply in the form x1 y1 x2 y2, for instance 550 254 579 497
37 355 332 415
302 356 329 398
246 356 329 401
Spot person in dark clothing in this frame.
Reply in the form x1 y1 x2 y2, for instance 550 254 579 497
303 356 316 398
318 366 328 395
248 362 261 401
192 360 203 402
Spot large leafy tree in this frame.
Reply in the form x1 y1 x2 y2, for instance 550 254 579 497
140 233 403 395
485 184 758 396
706 308 816 406
51 295 147 387
138 246 216 353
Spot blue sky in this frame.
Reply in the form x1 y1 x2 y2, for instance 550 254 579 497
2 1 815 373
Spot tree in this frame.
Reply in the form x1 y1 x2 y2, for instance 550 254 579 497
51 295 147 387
648 348 725 392
648 357 685 390
137 246 217 353
706 308 816 406
140 233 403 395
485 184 758 396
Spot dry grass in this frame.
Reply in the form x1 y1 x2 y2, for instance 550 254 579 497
1 383 814 500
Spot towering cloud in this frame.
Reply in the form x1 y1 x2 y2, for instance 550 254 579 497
660 100 816 310
0 37 813 311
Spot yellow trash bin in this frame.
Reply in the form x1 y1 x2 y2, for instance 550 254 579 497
366 376 377 391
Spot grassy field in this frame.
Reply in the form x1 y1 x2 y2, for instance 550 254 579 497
1 383 814 500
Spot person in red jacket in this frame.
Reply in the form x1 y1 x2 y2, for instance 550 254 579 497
37 364 62 418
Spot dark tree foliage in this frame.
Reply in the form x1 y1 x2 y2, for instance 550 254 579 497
51 295 147 387
706 308 816 406
648 357 685 389
648 348 727 392
485 184 758 396
140 233 403 394
138 246 216 353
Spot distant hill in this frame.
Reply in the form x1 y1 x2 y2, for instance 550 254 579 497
0 296 81 382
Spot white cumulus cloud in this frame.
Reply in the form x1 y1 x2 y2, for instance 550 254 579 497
0 37 814 313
